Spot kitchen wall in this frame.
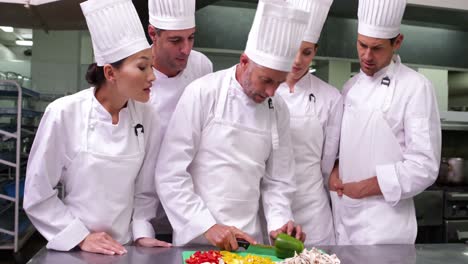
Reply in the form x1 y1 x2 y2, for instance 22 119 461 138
0 2 467 115
31 30 92 96
418 68 449 112
0 44 31 77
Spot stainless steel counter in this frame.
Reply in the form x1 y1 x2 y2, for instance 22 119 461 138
27 244 468 264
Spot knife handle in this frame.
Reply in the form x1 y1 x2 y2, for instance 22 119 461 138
236 239 251 249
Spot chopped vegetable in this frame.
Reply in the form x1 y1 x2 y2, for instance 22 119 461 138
185 250 223 264
220 251 275 264
277 248 341 264
274 233 305 259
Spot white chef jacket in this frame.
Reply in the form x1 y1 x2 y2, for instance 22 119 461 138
149 50 213 235
277 73 342 181
154 66 295 246
342 56 441 203
150 50 213 139
23 88 161 250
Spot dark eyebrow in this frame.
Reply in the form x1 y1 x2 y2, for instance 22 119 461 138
358 40 367 47
167 36 182 40
260 75 285 84
358 40 383 49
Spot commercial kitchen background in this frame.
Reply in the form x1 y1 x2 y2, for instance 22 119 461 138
1 0 468 263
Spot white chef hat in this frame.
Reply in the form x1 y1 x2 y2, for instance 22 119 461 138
286 0 333 43
148 0 195 30
304 0 333 43
81 0 149 66
245 0 309 72
358 0 407 39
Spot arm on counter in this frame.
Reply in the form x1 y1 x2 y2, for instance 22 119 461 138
23 104 90 252
154 81 217 246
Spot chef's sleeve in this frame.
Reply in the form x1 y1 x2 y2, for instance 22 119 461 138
154 80 216 246
376 77 441 204
24 104 90 251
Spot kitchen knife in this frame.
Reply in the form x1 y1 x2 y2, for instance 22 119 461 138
236 239 277 256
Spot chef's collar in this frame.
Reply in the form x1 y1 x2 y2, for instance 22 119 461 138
153 67 168 79
152 66 185 80
295 72 312 91
92 87 129 123
231 65 244 92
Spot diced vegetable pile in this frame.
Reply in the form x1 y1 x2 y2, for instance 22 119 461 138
185 250 275 264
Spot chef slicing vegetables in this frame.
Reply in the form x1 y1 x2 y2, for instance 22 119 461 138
155 0 308 250
329 0 441 245
23 0 170 254
276 0 340 246
184 234 341 263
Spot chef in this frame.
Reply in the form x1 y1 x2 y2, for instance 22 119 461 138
146 0 213 242
155 0 309 250
23 0 169 254
276 0 340 246
329 0 441 245
147 0 213 139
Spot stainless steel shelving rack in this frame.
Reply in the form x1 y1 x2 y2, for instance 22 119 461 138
0 80 41 253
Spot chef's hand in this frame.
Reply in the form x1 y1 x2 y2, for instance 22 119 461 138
135 237 172 248
204 224 256 251
270 220 306 242
328 165 343 196
79 232 127 255
343 177 381 199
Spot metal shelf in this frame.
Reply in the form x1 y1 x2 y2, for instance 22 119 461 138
0 80 35 252
0 108 43 118
0 83 39 98
0 225 35 251
441 123 468 131
440 111 468 131
0 210 35 251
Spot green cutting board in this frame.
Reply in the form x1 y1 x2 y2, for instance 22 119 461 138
182 250 283 263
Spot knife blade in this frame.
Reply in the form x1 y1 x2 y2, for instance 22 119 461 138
236 239 277 256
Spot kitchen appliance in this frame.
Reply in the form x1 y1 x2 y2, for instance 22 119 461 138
415 190 444 243
444 191 468 243
416 185 468 243
438 157 466 185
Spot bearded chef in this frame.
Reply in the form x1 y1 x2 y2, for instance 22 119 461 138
154 0 309 250
329 0 441 245
276 0 341 246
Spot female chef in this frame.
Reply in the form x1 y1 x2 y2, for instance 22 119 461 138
276 0 341 245
24 0 169 255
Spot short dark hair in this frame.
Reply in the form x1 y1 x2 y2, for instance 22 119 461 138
155 27 165 36
390 34 400 45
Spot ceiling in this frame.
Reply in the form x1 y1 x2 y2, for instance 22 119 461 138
0 0 467 30
0 0 468 47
